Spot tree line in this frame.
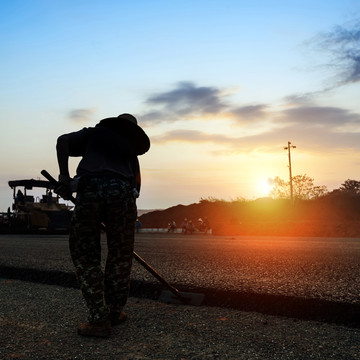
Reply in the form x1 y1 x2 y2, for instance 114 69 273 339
269 175 360 200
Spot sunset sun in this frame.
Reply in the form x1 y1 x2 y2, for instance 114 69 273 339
258 178 272 197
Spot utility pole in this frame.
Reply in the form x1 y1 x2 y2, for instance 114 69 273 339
284 141 296 205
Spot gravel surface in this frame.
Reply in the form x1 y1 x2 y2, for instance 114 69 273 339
1 279 360 360
1 233 359 304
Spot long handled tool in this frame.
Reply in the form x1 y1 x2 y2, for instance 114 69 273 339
41 170 204 306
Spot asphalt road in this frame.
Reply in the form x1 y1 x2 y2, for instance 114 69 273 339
1 233 359 304
135 233 360 304
1 233 360 358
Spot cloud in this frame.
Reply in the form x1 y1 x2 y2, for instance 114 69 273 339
141 82 271 127
311 20 360 86
151 129 231 144
151 128 276 155
279 105 360 127
141 82 228 124
147 81 226 112
231 104 269 124
68 108 95 123
283 93 318 105
150 127 293 154
140 110 170 124
150 101 360 153
141 80 360 154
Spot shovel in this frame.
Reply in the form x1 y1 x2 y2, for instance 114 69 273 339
41 170 204 306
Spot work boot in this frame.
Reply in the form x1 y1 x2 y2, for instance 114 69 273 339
77 318 111 338
110 311 128 326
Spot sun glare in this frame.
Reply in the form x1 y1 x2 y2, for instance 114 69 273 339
258 178 272 197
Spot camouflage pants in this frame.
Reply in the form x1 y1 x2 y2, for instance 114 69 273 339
69 177 137 322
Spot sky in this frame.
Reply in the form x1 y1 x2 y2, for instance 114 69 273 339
1 0 360 211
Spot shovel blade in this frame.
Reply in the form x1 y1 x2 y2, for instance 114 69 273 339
159 290 205 306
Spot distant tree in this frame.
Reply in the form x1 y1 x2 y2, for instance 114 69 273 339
292 174 315 200
199 196 246 204
199 196 226 203
269 174 328 200
310 185 329 198
268 176 289 199
338 179 360 195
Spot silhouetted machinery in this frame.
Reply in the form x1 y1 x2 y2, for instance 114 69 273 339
1 179 73 233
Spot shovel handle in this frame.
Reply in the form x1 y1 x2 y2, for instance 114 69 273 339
132 252 185 301
40 169 58 185
40 170 77 203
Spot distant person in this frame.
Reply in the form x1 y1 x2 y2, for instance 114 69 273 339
181 218 188 233
47 190 53 205
135 219 142 233
54 113 150 338
168 220 176 232
186 220 195 234
16 190 24 204
197 218 204 231
203 216 210 234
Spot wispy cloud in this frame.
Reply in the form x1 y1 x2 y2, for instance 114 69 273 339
141 82 228 124
140 20 360 158
146 81 227 112
141 82 272 127
68 108 95 123
278 105 360 127
151 129 231 144
231 104 269 124
310 19 360 86
147 81 360 153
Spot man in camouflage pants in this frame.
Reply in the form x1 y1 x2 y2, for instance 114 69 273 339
55 114 150 337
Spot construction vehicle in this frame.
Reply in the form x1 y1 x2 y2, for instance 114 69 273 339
0 179 72 233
